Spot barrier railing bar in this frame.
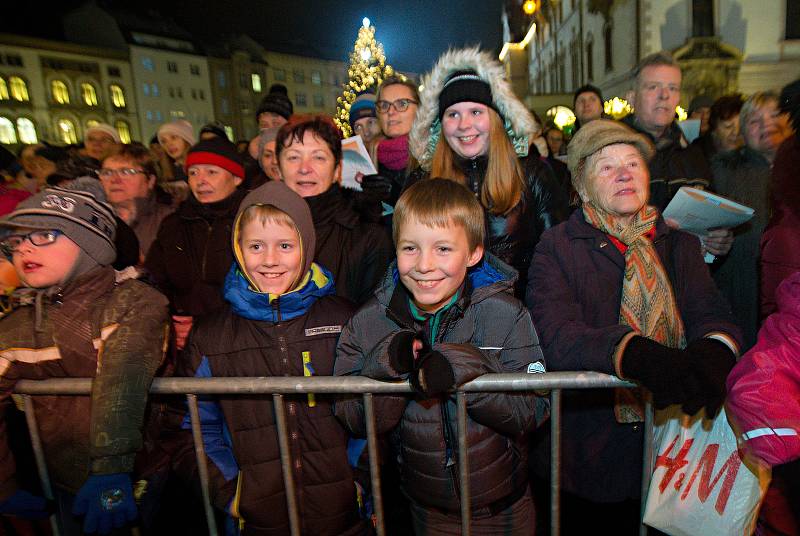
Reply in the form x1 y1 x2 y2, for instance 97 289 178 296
456 390 471 535
639 400 655 536
363 393 385 536
14 372 635 396
21 395 60 536
549 389 561 536
187 394 219 536
273 394 301 536
14 373 643 536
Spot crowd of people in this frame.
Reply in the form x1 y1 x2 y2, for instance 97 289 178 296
0 45 798 536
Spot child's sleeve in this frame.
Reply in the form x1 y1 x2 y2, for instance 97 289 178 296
89 285 170 477
437 302 549 436
170 326 238 511
0 358 21 499
334 313 410 436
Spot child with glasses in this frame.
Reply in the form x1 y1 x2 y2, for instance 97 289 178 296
0 180 169 535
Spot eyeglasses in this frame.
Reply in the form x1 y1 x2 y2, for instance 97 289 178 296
98 168 146 178
1 230 63 255
376 98 418 114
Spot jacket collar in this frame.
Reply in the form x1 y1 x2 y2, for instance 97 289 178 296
223 262 335 322
377 253 516 328
177 188 246 221
622 114 687 150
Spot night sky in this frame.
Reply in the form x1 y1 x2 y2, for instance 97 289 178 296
1 0 504 76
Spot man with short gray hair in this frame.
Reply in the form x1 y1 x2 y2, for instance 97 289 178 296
622 51 731 256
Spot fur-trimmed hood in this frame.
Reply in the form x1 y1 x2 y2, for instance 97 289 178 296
409 47 540 171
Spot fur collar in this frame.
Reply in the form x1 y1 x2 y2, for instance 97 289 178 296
409 47 540 171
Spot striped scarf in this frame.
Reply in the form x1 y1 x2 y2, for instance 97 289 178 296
582 202 686 422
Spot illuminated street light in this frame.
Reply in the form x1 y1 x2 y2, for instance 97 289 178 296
523 0 538 15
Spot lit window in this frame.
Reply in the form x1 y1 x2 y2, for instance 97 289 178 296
152 84 159 97
0 78 8 100
142 57 154 71
52 80 70 104
86 119 100 129
9 77 29 102
0 117 17 144
155 111 162 121
251 73 262 92
115 120 131 143
16 118 37 143
110 85 126 107
81 83 98 106
223 126 234 141
311 71 321 85
146 110 153 121
57 119 77 144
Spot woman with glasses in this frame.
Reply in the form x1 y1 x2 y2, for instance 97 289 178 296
408 47 568 297
359 76 421 208
99 143 176 261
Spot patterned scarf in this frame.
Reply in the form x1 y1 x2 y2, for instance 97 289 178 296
377 135 410 170
582 202 686 422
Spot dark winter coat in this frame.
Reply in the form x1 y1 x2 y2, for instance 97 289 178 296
334 255 549 512
145 189 246 316
0 267 168 497
304 184 394 306
406 153 568 298
622 115 713 211
526 209 741 502
177 265 366 536
711 146 772 350
128 187 176 259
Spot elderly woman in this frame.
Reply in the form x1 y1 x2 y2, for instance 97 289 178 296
712 91 793 350
276 114 394 305
526 120 742 533
99 143 176 260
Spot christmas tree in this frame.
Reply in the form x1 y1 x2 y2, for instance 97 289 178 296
335 18 404 137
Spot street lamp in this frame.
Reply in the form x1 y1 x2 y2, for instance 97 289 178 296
523 0 538 15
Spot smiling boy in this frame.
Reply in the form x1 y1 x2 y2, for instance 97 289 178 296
334 178 549 534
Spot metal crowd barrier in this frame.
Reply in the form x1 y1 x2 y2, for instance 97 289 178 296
14 372 653 536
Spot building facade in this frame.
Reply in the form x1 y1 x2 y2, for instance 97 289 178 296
503 0 800 114
0 33 139 150
262 51 347 117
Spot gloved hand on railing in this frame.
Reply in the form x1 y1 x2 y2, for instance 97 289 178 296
0 489 50 519
388 330 421 373
620 336 704 412
72 473 137 534
358 173 393 203
410 348 455 398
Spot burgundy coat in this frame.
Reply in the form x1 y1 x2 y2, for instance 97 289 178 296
525 209 741 502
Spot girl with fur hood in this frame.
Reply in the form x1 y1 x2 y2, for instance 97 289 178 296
407 47 569 298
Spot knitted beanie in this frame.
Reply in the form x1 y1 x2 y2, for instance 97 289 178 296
199 121 229 140
0 177 117 266
438 70 499 120
85 123 121 143
158 119 196 146
349 92 377 127
256 84 294 121
185 138 245 179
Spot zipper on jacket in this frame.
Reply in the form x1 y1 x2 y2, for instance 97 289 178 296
200 221 213 281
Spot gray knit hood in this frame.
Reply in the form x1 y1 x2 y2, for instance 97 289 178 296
409 46 540 171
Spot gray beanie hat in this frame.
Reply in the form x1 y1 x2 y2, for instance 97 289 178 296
0 177 117 266
567 119 655 195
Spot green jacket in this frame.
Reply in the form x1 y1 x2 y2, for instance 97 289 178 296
0 267 169 497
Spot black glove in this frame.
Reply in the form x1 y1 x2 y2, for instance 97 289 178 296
684 338 737 417
387 331 418 374
410 349 455 398
620 336 703 410
359 174 393 203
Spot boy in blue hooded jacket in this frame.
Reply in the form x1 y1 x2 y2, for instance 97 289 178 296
177 181 367 535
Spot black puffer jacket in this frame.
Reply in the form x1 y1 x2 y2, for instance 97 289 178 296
145 189 246 316
305 184 394 305
334 255 549 512
406 154 568 297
